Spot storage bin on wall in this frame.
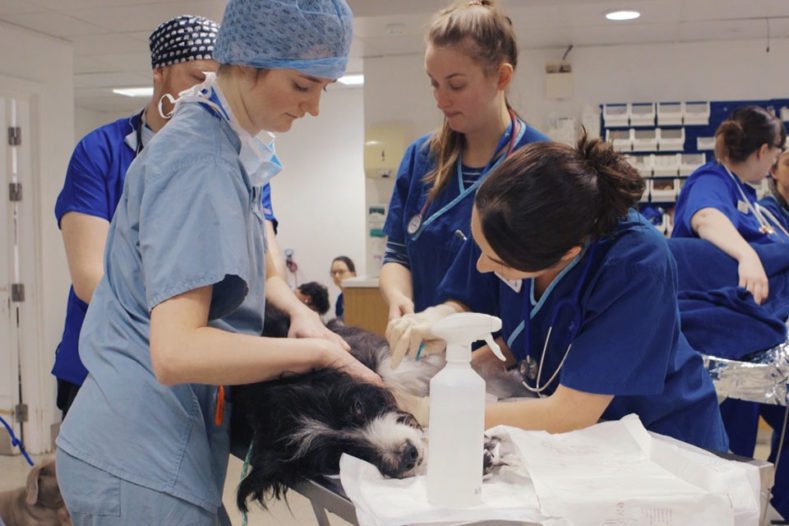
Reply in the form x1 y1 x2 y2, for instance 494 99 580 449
680 153 706 176
696 136 715 151
684 102 710 125
630 103 656 127
632 129 658 152
657 102 683 126
658 128 685 151
652 154 680 177
625 154 652 177
650 179 678 202
606 128 632 152
603 103 629 128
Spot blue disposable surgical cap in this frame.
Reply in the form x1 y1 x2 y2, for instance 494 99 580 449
214 0 353 80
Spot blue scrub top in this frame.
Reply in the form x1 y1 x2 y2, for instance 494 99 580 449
758 194 789 235
439 211 728 452
335 292 344 320
53 112 276 386
383 122 548 312
673 161 778 244
56 99 268 512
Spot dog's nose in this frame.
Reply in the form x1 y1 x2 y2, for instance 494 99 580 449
400 440 420 472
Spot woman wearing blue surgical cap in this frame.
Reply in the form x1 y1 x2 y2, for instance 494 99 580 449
673 106 787 305
391 136 728 453
55 1 377 524
380 0 547 333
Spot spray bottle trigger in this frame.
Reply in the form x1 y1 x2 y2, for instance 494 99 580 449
484 335 506 361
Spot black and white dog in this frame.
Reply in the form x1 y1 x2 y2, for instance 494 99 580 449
233 307 524 512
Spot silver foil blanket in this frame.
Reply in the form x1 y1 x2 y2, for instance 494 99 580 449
703 340 789 406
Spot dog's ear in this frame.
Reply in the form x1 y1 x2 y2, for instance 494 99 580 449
25 463 43 506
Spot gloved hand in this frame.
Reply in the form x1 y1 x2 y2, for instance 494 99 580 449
391 389 430 427
386 304 457 369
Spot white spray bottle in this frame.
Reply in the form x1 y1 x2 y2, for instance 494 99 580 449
426 312 505 508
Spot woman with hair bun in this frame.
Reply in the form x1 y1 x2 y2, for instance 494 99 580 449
673 105 787 305
390 136 728 451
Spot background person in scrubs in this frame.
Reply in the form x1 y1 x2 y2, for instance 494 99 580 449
53 15 224 416
675 114 789 520
330 255 356 320
55 1 379 524
759 149 789 233
390 137 728 452
379 0 547 325
673 105 786 304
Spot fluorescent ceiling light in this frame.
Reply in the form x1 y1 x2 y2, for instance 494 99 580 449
338 74 364 86
605 10 641 21
113 87 153 97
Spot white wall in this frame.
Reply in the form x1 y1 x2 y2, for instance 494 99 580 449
365 37 789 141
270 87 366 310
75 106 128 142
0 21 74 452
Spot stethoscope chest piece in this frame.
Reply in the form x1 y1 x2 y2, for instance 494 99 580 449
519 355 538 382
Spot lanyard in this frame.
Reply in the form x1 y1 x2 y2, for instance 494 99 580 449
722 164 777 237
513 244 598 396
408 110 524 239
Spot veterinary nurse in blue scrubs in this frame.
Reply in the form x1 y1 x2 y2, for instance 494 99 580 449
673 108 788 518
759 149 789 235
673 106 787 305
393 137 728 451
380 0 547 325
55 2 379 525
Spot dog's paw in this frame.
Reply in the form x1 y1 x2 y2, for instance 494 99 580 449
482 432 520 477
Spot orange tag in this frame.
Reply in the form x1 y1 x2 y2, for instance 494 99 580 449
214 385 225 426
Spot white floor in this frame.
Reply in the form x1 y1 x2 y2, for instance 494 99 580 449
0 431 780 525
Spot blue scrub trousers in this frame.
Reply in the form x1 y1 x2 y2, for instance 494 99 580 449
720 399 788 518
57 449 230 526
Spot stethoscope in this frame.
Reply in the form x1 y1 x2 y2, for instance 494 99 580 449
514 244 598 397
722 164 789 241
126 109 147 156
407 109 525 239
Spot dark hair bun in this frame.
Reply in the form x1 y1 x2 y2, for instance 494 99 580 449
714 105 785 162
577 133 645 236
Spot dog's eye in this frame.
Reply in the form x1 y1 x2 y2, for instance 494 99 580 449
352 399 365 420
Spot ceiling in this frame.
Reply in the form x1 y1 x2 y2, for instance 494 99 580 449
0 0 788 113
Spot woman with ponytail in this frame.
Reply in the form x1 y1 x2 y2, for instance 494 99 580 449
390 136 728 451
380 0 547 330
673 105 787 305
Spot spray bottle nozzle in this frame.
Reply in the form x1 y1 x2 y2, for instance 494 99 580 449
431 312 505 362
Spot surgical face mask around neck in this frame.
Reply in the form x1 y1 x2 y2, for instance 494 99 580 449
163 73 283 188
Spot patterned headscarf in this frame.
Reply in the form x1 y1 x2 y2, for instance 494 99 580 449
149 15 220 69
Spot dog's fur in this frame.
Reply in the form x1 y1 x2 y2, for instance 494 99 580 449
0 459 71 526
233 308 429 512
233 307 526 512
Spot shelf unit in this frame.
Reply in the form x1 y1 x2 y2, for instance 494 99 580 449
601 98 789 235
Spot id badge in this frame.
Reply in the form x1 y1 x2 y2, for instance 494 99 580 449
407 213 422 235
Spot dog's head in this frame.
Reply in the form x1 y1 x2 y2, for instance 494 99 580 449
235 367 425 512
2 459 71 526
